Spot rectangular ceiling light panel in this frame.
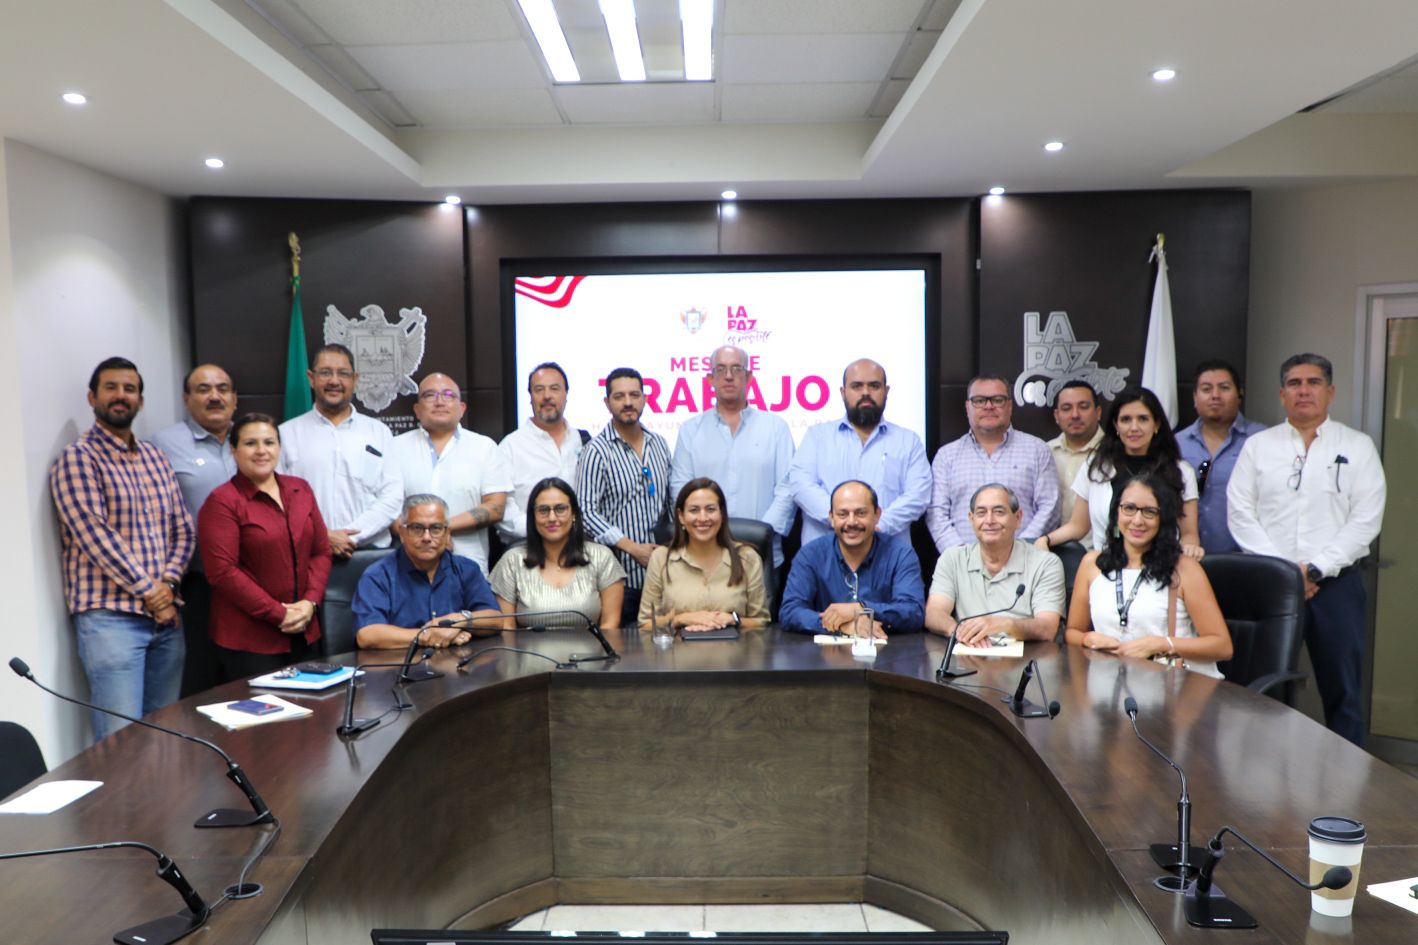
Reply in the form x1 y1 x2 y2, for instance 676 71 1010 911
517 0 581 82
679 0 713 81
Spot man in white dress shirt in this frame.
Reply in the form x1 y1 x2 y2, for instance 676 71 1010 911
1227 353 1386 747
671 345 795 564
390 372 510 573
278 344 402 558
497 362 585 542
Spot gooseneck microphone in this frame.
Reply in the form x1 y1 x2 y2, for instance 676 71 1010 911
0 839 208 945
336 655 432 737
397 632 442 683
9 657 272 829
1123 696 1206 889
936 584 1026 680
1002 658 1061 718
1184 825 1353 930
445 609 620 666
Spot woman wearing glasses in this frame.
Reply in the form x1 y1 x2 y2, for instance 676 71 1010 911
1037 386 1204 557
198 413 333 681
489 478 625 630
637 478 771 632
1064 474 1232 677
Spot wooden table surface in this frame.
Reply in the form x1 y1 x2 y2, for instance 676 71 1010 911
2 627 1414 945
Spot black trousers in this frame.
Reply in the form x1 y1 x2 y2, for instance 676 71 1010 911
215 637 315 685
1304 569 1367 748
179 572 223 697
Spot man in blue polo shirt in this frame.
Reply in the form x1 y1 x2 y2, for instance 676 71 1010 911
352 494 502 648
780 480 925 636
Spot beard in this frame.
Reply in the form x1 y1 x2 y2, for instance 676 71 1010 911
95 403 135 429
846 400 883 428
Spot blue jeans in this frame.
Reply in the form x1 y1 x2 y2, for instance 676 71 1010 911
73 610 185 741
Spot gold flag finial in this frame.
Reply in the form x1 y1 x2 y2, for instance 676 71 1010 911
1156 232 1165 250
288 232 301 281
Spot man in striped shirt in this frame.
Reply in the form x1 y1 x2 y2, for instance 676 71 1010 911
50 357 195 740
576 367 671 627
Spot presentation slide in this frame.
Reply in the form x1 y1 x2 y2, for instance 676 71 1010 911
511 268 927 450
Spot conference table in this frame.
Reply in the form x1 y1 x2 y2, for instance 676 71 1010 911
3 627 1416 945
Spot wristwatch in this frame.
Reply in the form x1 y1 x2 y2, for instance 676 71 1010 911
730 611 741 628
1305 564 1323 584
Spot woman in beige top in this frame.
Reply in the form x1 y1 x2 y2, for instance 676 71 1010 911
638 478 771 631
490 478 625 630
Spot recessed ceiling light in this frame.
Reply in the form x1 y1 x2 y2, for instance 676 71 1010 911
988 186 1006 196
680 0 714 81
600 0 647 82
517 0 580 83
444 195 462 205
61 91 87 106
1043 141 1064 153
204 157 225 169
720 189 737 201
1152 68 1177 82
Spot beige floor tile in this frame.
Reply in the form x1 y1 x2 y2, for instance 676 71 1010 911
702 903 867 932
507 909 548 931
543 904 705 932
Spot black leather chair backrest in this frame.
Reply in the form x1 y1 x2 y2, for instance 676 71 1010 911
1051 540 1089 620
1201 553 1308 705
0 721 46 800
320 548 393 657
729 517 778 620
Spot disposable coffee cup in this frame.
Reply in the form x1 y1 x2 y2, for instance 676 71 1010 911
1308 816 1365 917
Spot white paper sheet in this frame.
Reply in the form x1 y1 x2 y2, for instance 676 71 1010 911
0 780 102 815
1367 876 1418 916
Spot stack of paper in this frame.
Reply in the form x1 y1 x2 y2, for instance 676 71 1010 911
248 667 357 691
0 780 102 815
196 694 312 731
814 634 886 646
955 638 1025 658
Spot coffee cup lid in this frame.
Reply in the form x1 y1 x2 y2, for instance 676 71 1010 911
1309 816 1366 844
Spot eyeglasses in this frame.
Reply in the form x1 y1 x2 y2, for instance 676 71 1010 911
1118 502 1161 521
1195 459 1212 495
1289 454 1305 491
968 395 1010 407
404 522 448 536
534 503 572 518
313 368 354 380
711 365 747 378
844 570 860 602
419 389 460 403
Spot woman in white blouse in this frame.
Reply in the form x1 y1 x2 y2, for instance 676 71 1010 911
1037 386 1203 557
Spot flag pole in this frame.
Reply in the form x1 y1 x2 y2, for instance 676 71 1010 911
1142 231 1178 427
282 233 313 421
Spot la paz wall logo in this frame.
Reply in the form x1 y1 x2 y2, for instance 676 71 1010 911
1014 311 1131 407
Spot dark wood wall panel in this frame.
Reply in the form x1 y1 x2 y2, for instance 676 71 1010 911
979 190 1250 439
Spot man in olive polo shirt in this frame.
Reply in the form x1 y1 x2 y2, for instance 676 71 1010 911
924 482 1065 644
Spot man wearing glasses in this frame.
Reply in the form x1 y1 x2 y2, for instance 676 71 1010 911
671 345 796 564
576 367 672 626
390 372 510 574
352 495 500 649
1228 353 1386 747
926 375 1059 552
279 344 402 559
1176 360 1266 553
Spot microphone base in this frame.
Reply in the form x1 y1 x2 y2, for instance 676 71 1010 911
569 652 617 664
1151 842 1208 875
193 807 275 829
1002 695 1051 718
398 666 442 683
115 909 205 945
336 718 381 738
936 667 976 680
1183 881 1258 929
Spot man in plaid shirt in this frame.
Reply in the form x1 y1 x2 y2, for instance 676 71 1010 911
50 357 195 740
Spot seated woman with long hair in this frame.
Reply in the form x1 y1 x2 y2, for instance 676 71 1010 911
638 478 771 631
1038 385 1203 557
1064 473 1232 677
489 477 625 630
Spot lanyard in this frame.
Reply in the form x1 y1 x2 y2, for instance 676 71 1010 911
1114 570 1148 629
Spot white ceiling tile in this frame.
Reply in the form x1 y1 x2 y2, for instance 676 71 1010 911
869 78 912 118
721 82 879 122
249 0 334 46
724 0 930 34
920 0 965 31
556 82 717 123
721 34 906 84
287 0 522 45
345 42 547 91
1322 76 1418 114
892 30 940 79
358 90 419 127
305 44 379 91
396 88 565 127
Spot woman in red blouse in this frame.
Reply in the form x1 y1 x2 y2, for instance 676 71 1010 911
198 413 332 681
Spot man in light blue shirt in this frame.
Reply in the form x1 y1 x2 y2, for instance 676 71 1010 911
671 345 795 564
788 359 932 546
1176 359 1266 553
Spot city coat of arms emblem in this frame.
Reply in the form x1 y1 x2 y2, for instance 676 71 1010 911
323 304 427 412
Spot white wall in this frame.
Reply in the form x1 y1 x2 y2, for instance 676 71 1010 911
1249 180 1418 425
0 139 188 765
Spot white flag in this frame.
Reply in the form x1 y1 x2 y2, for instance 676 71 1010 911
1142 236 1178 427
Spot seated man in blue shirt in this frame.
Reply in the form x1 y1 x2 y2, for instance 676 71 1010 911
352 493 502 648
780 480 925 637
